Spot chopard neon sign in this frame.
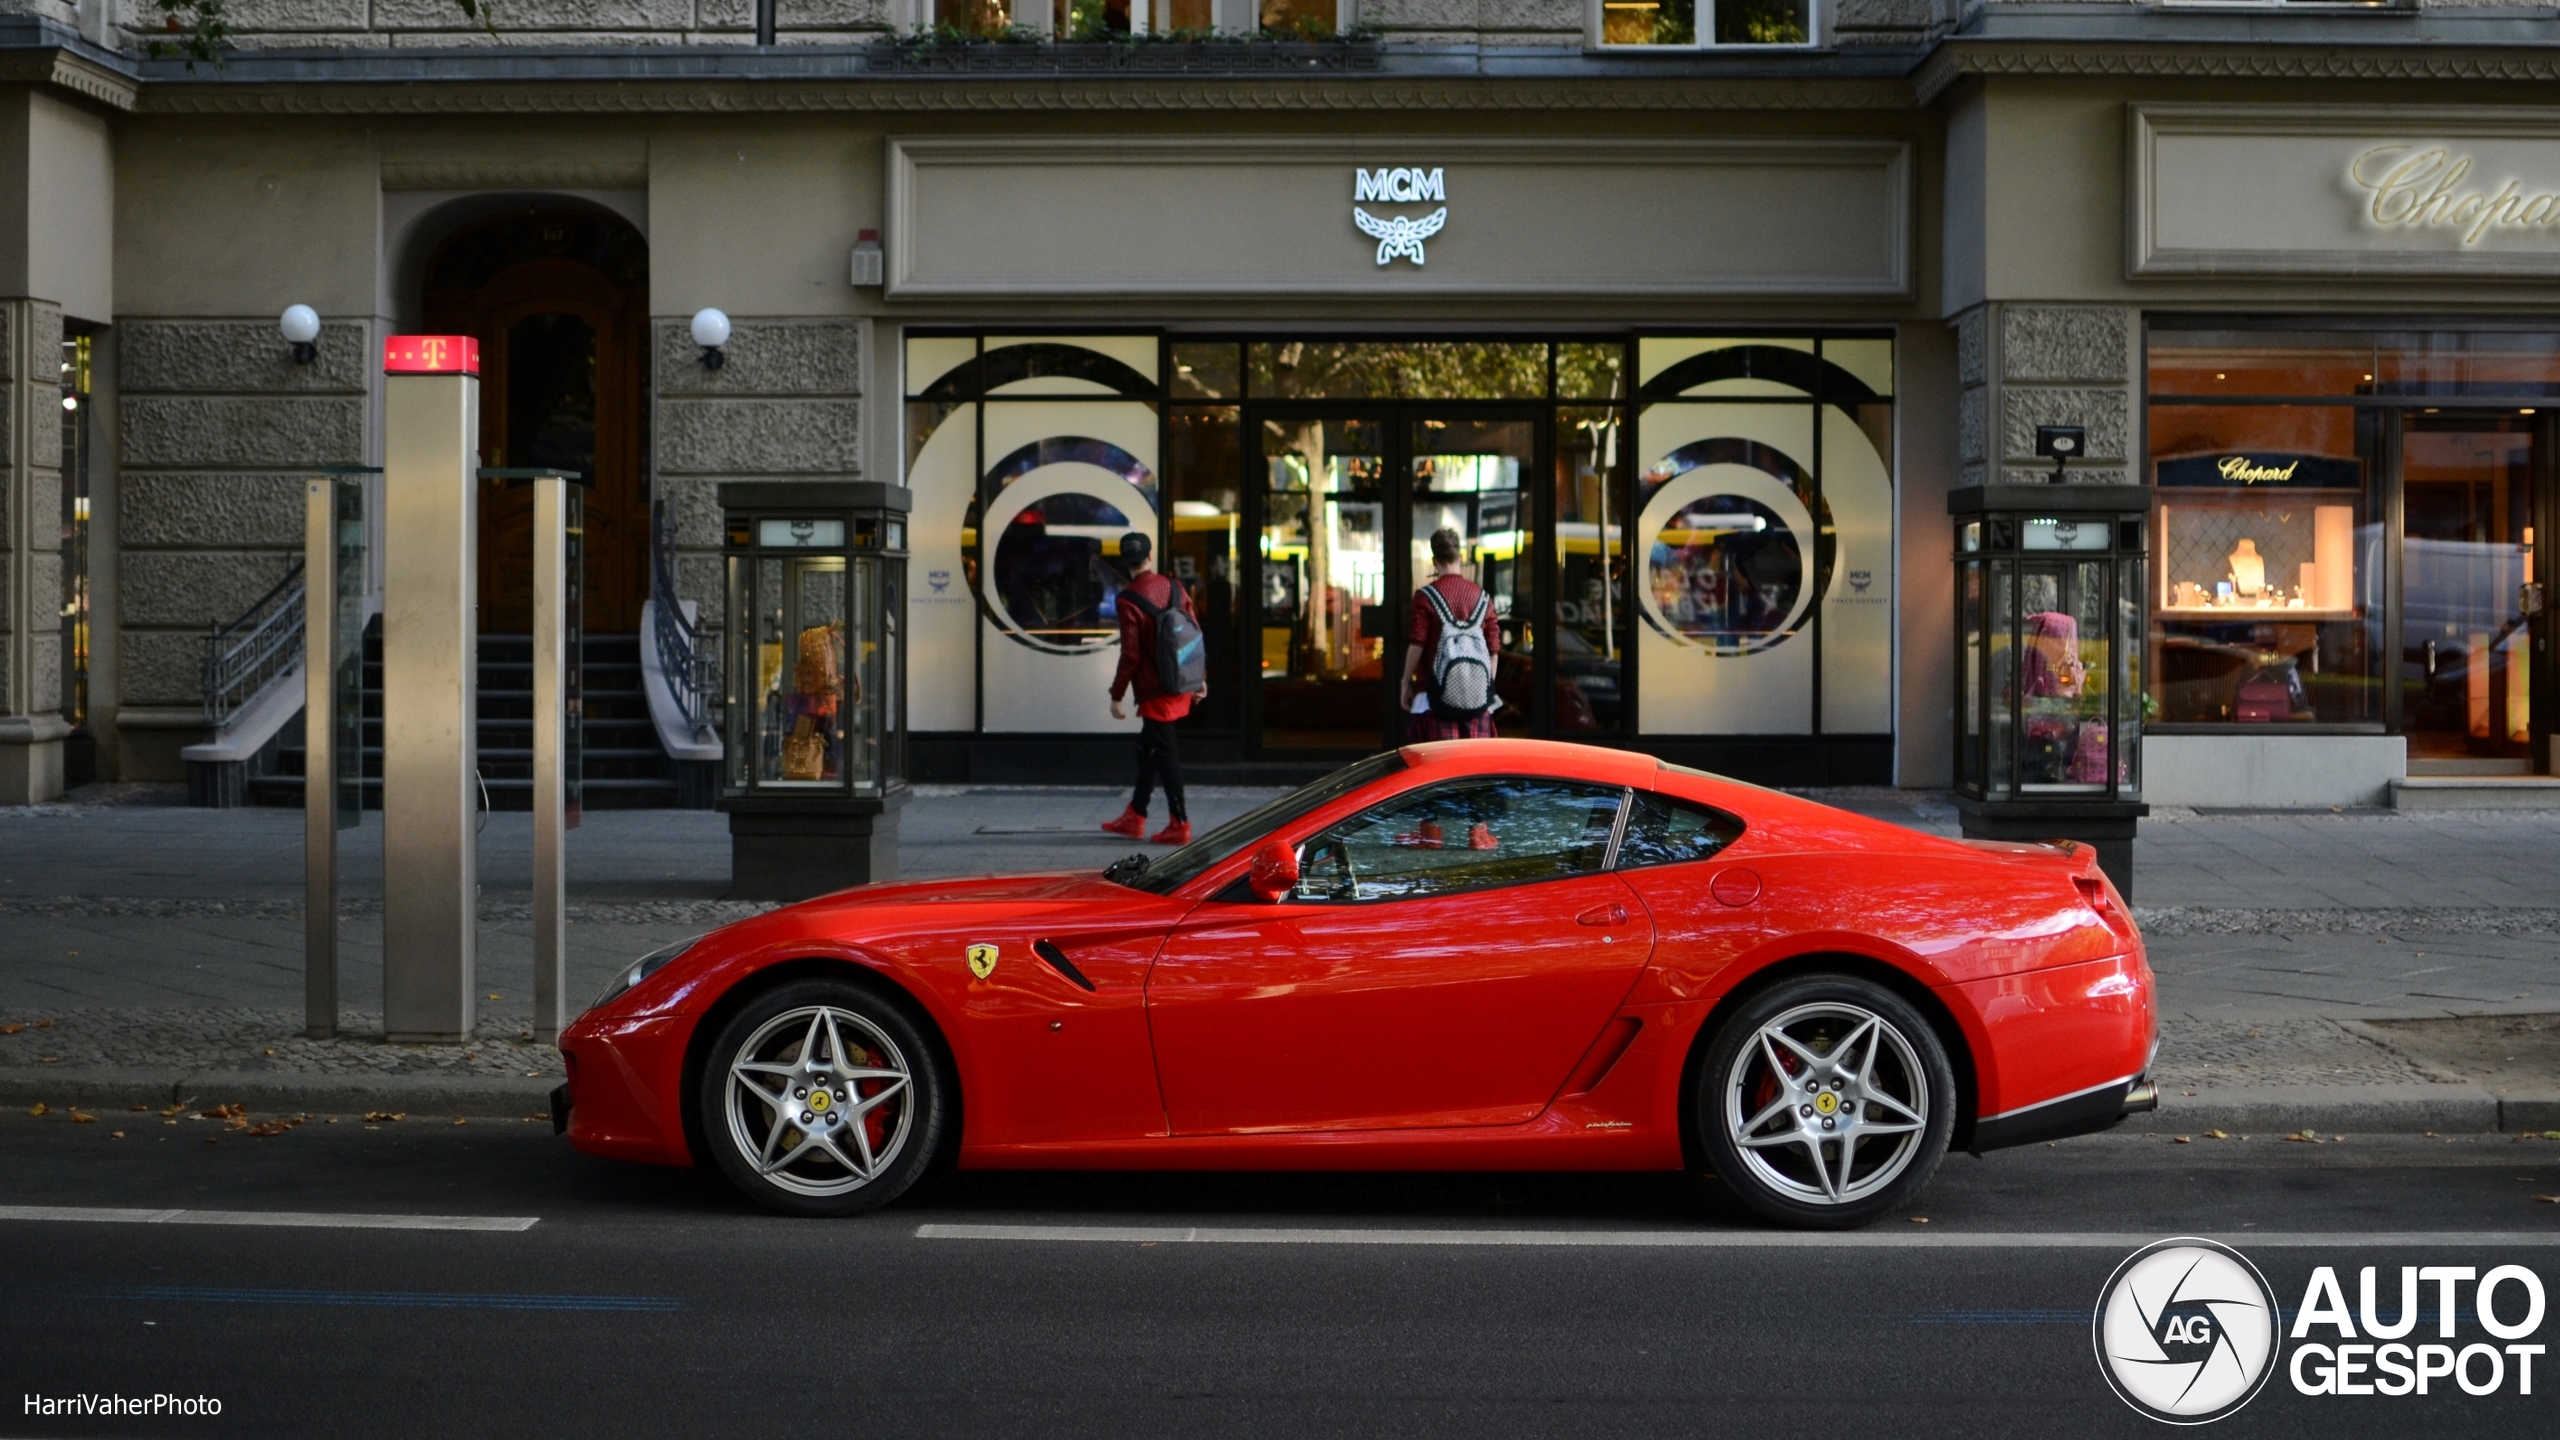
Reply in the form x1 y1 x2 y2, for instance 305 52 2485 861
2349 144 2560 246
2218 456 2299 484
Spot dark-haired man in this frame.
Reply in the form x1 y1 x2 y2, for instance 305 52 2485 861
1101 531 1204 845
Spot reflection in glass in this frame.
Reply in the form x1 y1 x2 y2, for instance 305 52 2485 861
1296 778 1624 903
739 555 878 791
1168 406 1242 727
1410 416 1536 736
1262 416 1387 749
1555 408 1628 733
2402 420 2535 763
1601 0 1692 44
1172 343 1240 400
1557 344 1627 401
1648 495 1803 652
1713 0 1807 44
1248 342 1547 401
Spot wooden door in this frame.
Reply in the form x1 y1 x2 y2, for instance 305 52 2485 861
426 257 647 634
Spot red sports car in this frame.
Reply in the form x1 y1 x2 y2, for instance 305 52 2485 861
559 739 2156 1228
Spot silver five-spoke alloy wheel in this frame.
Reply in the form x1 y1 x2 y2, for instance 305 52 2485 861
1724 1001 1930 1206
722 1002 916 1201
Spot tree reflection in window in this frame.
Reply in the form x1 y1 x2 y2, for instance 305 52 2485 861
1295 777 1626 903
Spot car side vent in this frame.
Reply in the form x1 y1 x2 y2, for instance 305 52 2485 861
1032 939 1097 992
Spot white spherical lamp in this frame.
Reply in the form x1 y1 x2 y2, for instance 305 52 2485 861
280 304 321 363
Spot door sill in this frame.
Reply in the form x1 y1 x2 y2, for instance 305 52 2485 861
2406 758 2533 776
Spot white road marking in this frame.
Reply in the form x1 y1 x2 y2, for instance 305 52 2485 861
915 1223 2560 1249
0 1205 537 1232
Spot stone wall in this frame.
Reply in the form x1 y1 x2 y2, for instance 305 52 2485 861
110 0 897 51
652 317 867 698
1952 302 2137 489
0 299 70 803
111 319 373 753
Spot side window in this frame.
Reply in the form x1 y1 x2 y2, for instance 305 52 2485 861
1613 790 1744 869
1295 777 1628 903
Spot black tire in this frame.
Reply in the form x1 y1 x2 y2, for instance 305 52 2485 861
698 978 948 1218
1693 974 1955 1230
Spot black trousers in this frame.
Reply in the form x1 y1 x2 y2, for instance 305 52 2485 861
1132 717 1187 822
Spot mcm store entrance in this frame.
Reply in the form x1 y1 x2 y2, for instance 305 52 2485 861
903 333 1898 782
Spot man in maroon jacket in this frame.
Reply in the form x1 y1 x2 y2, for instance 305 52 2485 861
1101 531 1205 846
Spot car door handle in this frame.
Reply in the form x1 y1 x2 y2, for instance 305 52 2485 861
1576 903 1628 927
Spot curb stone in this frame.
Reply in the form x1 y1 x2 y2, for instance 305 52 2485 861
0 1068 557 1118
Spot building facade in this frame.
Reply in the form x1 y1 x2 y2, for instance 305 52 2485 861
0 0 2554 807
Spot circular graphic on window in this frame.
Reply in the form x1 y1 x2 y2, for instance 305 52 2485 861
966 437 1160 655
1634 440 1834 656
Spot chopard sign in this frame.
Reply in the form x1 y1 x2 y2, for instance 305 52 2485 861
1352 166 1448 267
2219 456 2299 484
2349 144 2560 246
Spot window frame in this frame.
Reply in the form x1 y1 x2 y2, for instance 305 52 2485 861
1285 774 1637 906
1588 0 1823 52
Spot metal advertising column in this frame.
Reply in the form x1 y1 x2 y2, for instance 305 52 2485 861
484 467 584 1042
304 465 377 1039
382 336 481 1043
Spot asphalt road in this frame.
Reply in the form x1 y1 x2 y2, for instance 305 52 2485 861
9 1115 2560 1438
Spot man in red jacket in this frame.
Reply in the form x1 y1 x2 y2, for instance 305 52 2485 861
1101 531 1204 846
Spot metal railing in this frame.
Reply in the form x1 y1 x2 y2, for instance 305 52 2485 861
200 559 306 728
651 500 719 739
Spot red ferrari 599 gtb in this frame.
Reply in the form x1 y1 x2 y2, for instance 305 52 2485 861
558 739 2156 1228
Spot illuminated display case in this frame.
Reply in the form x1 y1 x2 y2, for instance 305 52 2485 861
1950 484 2151 895
719 482 909 900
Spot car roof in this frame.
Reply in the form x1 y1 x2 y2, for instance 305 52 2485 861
1397 739 1665 788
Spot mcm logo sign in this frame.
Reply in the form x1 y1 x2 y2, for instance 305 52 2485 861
1352 167 1449 267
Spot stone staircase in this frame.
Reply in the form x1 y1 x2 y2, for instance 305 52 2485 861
250 627 682 809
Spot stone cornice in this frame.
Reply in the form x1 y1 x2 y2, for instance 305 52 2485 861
136 74 1921 115
1913 39 2560 105
0 45 139 111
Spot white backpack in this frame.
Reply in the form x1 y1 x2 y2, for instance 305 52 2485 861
1419 583 1495 720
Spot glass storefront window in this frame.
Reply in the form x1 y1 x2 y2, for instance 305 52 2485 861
1410 415 1537 736
1632 335 1894 737
1168 406 1241 728
1246 342 1548 401
1556 408 1629 734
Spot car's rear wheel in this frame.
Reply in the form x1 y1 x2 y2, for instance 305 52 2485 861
1695 974 1954 1229
700 979 946 1217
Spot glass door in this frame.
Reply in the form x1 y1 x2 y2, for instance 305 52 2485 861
1256 414 1393 751
1407 413 1539 737
2400 415 2539 771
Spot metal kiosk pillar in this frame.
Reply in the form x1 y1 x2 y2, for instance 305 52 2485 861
381 336 481 1043
482 467 584 1042
303 464 378 1040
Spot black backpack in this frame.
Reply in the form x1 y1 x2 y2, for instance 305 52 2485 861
1119 578 1206 696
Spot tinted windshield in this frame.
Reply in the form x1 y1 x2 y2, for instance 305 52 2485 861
1120 751 1408 895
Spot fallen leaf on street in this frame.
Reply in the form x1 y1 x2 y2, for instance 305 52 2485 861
451 1117 467 1127
197 1103 245 1121
2174 1136 2192 1144
158 1106 181 1117
109 1131 124 1139
363 1111 405 1123
128 1103 149 1112
2536 1195 2560 1205
2205 1129 2230 1139
69 1110 96 1124
1908 1216 1929 1224
39 1056 58 1063
0 1022 21 1035
2286 1130 2320 1144
31 1019 52 1029
26 1103 48 1116
244 1121 291 1138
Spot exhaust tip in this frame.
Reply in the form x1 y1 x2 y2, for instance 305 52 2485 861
2121 1078 2159 1116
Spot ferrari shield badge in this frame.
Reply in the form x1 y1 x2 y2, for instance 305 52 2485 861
966 943 999 980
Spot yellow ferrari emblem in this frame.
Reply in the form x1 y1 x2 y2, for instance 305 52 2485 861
1813 1091 1839 1116
809 1090 833 1113
966 943 999 980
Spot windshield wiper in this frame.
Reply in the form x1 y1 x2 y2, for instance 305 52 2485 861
1102 853 1152 887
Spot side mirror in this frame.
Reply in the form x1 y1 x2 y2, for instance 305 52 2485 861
1247 839 1300 903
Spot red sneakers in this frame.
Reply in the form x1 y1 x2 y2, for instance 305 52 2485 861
1100 806 1146 838
1150 819 1193 846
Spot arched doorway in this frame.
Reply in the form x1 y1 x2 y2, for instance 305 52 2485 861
423 208 649 632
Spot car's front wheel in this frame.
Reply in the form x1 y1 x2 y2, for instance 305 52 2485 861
1695 974 1955 1229
699 979 946 1217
